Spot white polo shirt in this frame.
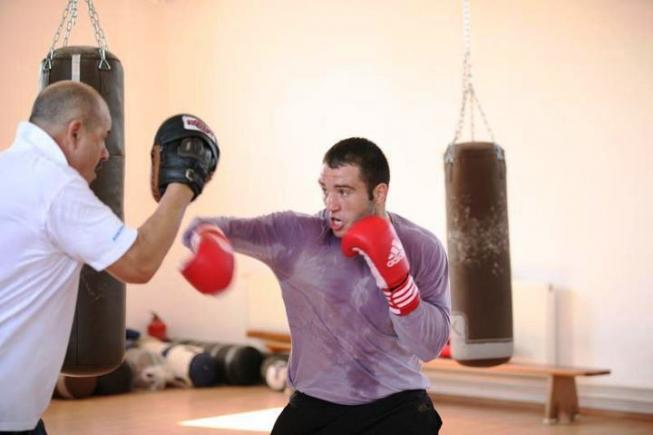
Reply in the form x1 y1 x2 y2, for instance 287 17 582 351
0 122 137 430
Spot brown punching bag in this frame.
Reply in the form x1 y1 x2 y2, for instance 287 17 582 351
40 46 126 376
444 142 513 367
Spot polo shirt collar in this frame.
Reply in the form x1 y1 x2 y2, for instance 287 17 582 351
15 121 68 165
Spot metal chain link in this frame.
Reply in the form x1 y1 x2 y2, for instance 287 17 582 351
62 0 79 47
43 0 111 71
44 0 77 70
452 0 495 144
85 0 111 68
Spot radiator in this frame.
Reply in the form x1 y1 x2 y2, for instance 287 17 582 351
511 280 558 364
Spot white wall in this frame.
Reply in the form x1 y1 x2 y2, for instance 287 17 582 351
1 0 651 404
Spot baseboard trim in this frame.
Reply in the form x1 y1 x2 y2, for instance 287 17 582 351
426 371 653 417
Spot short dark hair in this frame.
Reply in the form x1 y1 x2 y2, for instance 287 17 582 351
323 137 390 199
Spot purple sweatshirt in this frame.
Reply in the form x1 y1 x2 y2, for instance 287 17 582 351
197 210 450 405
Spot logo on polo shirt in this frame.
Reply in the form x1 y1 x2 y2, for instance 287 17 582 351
112 225 125 241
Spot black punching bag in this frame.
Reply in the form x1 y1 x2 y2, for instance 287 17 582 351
40 46 126 376
181 340 264 385
444 142 513 367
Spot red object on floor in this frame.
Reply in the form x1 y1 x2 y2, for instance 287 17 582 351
439 341 451 358
147 312 168 341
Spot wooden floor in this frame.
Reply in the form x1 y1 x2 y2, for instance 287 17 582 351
43 386 653 435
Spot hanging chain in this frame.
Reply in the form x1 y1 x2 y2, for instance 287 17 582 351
43 0 110 71
452 0 495 144
44 0 78 70
85 0 110 68
62 0 79 47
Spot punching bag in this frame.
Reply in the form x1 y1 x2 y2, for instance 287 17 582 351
140 339 219 388
444 142 513 367
53 374 98 400
260 353 289 391
180 340 264 385
208 343 264 385
40 46 126 376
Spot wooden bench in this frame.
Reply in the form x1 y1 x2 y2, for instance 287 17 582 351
246 330 611 424
247 329 293 353
422 358 610 424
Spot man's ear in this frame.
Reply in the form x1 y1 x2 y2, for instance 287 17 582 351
65 119 83 149
55 119 83 164
372 183 388 205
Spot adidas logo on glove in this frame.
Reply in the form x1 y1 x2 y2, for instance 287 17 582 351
386 239 405 268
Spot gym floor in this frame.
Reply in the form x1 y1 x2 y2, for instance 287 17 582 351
43 386 653 435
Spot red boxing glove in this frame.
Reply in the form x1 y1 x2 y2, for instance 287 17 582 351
180 224 234 294
341 215 420 315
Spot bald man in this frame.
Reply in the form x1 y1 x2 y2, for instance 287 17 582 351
0 81 215 434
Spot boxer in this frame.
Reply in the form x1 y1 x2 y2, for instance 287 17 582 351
183 137 449 434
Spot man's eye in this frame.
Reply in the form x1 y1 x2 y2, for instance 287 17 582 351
338 189 348 197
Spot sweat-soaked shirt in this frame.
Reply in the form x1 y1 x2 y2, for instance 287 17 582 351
198 210 450 405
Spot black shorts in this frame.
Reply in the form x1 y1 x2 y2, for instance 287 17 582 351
271 389 442 435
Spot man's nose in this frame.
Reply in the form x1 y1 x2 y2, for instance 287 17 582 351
325 193 340 211
100 146 110 162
